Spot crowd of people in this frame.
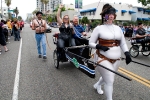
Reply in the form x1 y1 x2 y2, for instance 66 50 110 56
0 19 24 54
119 24 150 40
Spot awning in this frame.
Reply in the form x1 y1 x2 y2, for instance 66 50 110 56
129 10 136 14
80 8 96 13
137 18 142 20
121 10 127 13
137 8 143 11
142 18 150 21
145 10 150 12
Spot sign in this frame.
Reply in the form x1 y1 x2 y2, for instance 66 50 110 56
12 14 15 18
75 0 82 9
72 58 79 68
75 0 78 8
8 10 14 12
78 0 82 9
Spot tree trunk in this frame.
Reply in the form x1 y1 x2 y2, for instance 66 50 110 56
16 14 18 18
8 7 10 19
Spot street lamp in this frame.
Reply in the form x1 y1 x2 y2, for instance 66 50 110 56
1 0 5 18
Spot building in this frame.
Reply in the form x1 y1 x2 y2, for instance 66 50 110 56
50 0 63 12
36 0 51 12
64 4 75 10
27 13 33 18
0 7 14 18
61 4 80 20
0 14 7 20
36 0 63 13
131 7 150 21
79 2 135 21
62 10 77 20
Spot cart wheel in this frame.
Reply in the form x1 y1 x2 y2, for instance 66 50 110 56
129 45 139 58
53 50 59 69
141 47 150 56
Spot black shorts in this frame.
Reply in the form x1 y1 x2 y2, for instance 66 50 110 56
0 37 6 46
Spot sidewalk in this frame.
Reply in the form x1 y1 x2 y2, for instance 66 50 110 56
0 36 21 100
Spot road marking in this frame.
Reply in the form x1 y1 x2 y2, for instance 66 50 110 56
119 67 150 88
12 38 22 100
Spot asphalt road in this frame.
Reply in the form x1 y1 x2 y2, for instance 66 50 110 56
0 24 150 100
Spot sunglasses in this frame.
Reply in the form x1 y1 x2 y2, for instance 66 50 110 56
64 18 69 20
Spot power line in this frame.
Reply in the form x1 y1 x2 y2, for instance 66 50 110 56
92 0 101 20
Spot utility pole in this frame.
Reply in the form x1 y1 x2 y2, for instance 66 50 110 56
1 0 3 18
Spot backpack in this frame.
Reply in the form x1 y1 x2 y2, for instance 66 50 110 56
3 28 8 33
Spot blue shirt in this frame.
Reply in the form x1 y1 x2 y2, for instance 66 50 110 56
73 25 85 38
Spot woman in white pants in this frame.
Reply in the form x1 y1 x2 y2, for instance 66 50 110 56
89 4 132 100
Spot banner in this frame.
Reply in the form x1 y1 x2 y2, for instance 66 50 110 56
75 0 78 8
75 0 82 8
78 0 82 9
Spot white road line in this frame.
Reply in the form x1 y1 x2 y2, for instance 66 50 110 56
12 38 22 100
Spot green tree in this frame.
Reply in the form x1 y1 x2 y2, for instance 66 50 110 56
32 9 39 15
54 5 65 12
47 15 53 22
18 16 22 20
13 7 19 18
81 17 89 24
5 0 11 19
68 8 74 10
91 20 101 28
138 0 150 6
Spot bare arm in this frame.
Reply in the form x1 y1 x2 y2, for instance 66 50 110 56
136 34 147 38
44 20 46 31
57 5 64 25
57 8 63 25
32 20 35 30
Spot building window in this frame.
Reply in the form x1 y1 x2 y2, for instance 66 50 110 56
121 13 124 16
91 11 95 15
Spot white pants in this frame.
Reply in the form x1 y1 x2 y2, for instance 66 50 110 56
93 51 120 100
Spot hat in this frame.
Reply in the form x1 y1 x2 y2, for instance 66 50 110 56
100 3 116 15
36 11 43 16
100 7 116 15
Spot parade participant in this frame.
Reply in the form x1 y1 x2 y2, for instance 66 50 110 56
72 16 88 46
6 19 12 38
13 20 20 41
57 4 76 60
89 4 132 100
0 20 9 52
135 22 150 51
32 11 47 59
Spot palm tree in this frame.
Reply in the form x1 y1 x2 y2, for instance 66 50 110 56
13 7 19 18
40 0 45 13
40 0 49 14
5 0 11 19
32 9 38 15
43 0 49 14
18 16 22 20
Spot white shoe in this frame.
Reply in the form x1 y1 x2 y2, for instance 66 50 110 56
93 82 104 94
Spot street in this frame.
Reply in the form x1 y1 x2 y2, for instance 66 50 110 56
0 24 150 100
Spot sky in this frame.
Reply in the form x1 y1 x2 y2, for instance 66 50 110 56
0 0 142 20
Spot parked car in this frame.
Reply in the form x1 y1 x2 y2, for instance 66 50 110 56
46 24 52 33
50 22 58 28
